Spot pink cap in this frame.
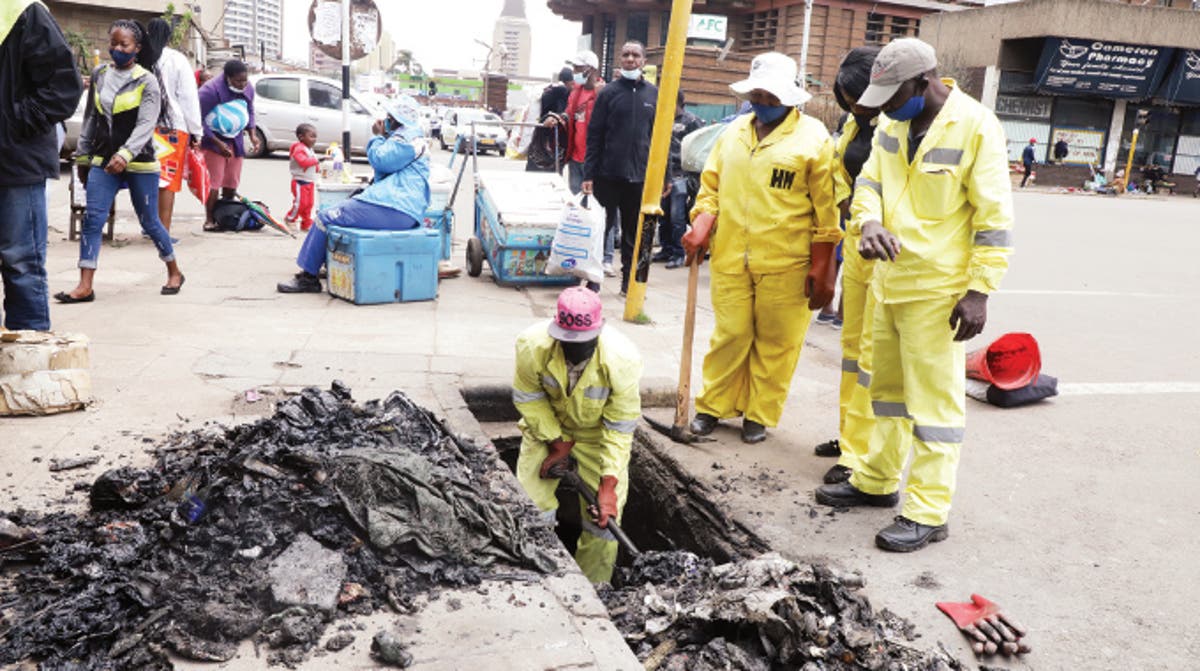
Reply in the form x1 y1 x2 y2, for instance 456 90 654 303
548 287 604 342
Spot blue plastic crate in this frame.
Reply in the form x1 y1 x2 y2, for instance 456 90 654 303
325 226 440 304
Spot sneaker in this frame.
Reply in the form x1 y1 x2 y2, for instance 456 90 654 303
875 516 949 552
814 481 898 508
651 251 672 263
665 256 686 270
813 438 840 457
831 317 843 329
816 312 836 324
741 419 767 444
689 412 718 436
823 464 852 484
603 262 617 277
276 272 322 294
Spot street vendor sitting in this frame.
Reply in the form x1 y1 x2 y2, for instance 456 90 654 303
277 94 430 293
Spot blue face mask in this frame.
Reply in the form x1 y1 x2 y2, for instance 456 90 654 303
885 94 926 122
110 49 136 68
751 103 790 124
619 68 641 80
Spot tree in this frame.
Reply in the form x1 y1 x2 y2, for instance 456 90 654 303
161 2 195 50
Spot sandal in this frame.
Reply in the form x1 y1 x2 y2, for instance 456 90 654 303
54 291 95 304
161 275 185 295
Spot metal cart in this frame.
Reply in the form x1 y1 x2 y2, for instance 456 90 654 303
467 169 577 288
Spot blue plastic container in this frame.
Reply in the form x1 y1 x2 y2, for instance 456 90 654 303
325 226 440 304
317 183 360 212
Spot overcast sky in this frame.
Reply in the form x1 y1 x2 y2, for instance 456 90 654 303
282 0 582 78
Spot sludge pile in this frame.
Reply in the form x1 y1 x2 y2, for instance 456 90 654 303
0 383 559 669
599 551 963 671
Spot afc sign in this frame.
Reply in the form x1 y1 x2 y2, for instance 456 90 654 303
688 14 728 42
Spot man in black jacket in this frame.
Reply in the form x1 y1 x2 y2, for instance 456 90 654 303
0 0 81 330
581 41 657 294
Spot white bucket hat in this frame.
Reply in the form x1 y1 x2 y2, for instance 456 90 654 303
730 52 811 106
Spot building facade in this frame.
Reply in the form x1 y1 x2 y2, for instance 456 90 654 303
921 0 1200 177
492 0 532 77
223 0 282 61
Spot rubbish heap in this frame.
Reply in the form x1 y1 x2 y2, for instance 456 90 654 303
0 383 559 669
598 551 964 671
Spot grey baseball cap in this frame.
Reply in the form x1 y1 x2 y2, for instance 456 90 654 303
857 38 938 108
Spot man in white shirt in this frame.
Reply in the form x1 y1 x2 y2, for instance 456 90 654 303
147 19 202 233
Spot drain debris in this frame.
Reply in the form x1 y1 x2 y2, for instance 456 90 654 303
599 551 963 670
0 383 559 669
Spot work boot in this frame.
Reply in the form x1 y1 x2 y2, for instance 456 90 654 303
875 516 949 552
741 419 767 444
823 464 852 484
813 438 840 457
651 250 672 263
689 412 718 436
276 272 322 294
815 481 898 508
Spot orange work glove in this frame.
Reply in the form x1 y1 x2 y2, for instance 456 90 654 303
593 475 619 528
681 212 716 264
539 438 575 479
805 242 838 310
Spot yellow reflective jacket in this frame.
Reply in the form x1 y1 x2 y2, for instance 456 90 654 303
851 82 1013 303
692 109 841 275
512 322 643 478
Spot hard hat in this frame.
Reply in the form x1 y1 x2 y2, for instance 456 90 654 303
548 287 603 342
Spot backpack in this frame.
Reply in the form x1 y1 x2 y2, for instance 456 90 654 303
212 198 264 232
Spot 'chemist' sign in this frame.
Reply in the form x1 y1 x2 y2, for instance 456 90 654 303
1034 38 1174 99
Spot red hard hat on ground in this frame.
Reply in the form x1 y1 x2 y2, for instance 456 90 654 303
548 287 604 342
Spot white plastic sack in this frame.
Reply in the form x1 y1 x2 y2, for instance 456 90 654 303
507 99 541 159
681 122 728 174
547 196 605 284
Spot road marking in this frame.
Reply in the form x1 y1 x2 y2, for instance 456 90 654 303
1058 382 1200 396
998 290 1172 298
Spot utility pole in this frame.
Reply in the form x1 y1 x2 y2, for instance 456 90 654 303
251 0 259 69
799 0 813 87
341 0 351 155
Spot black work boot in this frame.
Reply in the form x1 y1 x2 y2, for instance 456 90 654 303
823 464 852 484
814 438 840 457
741 419 767 444
875 516 949 552
277 272 322 294
815 481 898 508
689 412 718 436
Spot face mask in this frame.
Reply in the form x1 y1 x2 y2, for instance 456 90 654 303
228 85 245 94
619 68 641 80
573 72 587 85
383 118 395 133
560 339 598 365
885 94 925 121
751 103 789 124
110 49 136 68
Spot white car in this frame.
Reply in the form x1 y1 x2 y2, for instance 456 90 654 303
440 108 506 155
248 74 381 158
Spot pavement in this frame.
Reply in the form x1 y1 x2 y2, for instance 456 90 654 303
4 143 1200 669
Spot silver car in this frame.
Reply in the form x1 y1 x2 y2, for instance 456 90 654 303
248 74 382 158
440 108 507 155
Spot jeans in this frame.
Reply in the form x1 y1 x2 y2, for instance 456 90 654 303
567 160 584 195
80 168 174 269
593 177 644 292
657 177 688 259
297 198 419 275
0 183 50 330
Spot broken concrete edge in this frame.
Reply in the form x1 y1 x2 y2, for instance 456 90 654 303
460 379 679 424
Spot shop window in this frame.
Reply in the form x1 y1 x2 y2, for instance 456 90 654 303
740 9 778 51
890 17 910 38
1120 105 1181 172
865 13 885 45
627 12 649 47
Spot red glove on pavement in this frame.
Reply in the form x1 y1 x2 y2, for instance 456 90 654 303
539 438 575 479
681 212 716 264
805 242 838 310
593 475 619 528
937 594 1030 657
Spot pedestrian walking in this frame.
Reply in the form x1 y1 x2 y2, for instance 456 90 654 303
814 38 1014 552
581 41 657 294
813 46 893 486
199 60 259 231
562 50 600 195
57 19 183 303
1020 138 1036 187
286 124 319 231
512 287 643 583
0 0 81 329
652 90 703 270
682 52 841 444
525 67 572 173
146 18 201 234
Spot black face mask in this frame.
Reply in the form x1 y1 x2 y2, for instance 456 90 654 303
560 339 598 365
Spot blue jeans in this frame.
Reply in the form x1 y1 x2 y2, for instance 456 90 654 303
80 168 174 269
297 198 419 275
0 183 50 330
567 160 585 195
657 177 688 259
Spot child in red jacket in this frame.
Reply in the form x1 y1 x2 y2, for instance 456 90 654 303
287 124 319 231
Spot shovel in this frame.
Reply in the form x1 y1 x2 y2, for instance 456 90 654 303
547 459 640 558
645 253 712 444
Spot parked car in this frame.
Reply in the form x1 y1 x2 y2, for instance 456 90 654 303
440 108 506 155
248 74 382 158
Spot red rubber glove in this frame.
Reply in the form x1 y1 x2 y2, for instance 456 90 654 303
936 594 1030 657
539 438 575 479
593 475 619 528
681 212 716 264
805 242 838 311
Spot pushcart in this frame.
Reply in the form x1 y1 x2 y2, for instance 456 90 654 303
467 169 577 287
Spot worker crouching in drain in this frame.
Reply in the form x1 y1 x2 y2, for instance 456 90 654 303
682 52 841 444
512 287 643 583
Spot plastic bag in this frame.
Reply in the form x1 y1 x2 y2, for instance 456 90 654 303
681 123 728 174
547 196 605 284
185 147 210 204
